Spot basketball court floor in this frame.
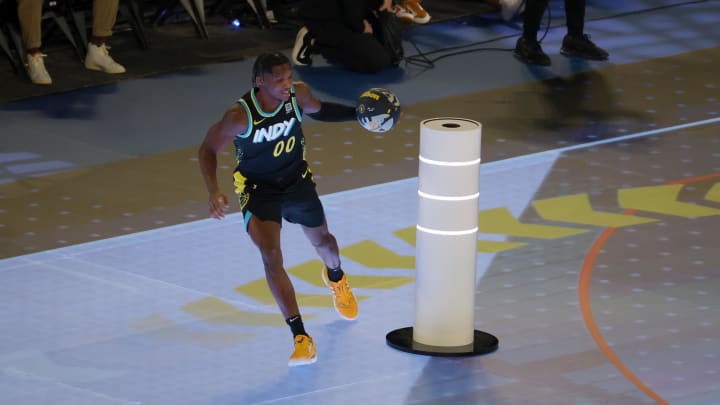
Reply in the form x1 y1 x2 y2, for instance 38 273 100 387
1 1 719 404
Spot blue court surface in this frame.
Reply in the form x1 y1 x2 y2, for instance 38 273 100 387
1 1 719 404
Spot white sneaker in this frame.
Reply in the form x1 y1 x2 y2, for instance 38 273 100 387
499 0 524 21
85 43 126 74
291 27 314 66
26 53 52 85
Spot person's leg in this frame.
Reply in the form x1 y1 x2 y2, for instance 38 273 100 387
521 0 549 41
282 174 337 267
247 218 300 319
309 21 392 74
301 220 340 270
85 0 126 73
282 174 359 320
565 0 585 36
17 0 51 84
247 216 316 366
514 0 551 65
301 221 359 320
17 0 42 51
369 12 404 68
91 0 119 40
560 0 608 60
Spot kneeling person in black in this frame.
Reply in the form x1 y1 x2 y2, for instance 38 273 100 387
198 52 359 366
292 0 400 73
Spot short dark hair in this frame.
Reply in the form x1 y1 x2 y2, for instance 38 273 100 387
252 52 290 86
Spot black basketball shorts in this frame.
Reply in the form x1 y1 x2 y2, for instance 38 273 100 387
235 171 325 231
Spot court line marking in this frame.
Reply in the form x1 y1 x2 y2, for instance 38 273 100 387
578 172 720 405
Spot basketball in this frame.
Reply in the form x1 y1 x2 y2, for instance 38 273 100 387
356 88 401 133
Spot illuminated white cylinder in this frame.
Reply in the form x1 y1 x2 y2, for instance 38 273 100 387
413 118 482 347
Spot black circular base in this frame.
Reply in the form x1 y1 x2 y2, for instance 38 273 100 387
386 327 498 357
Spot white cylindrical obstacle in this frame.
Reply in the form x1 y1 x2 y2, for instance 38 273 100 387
414 117 482 347
386 117 498 356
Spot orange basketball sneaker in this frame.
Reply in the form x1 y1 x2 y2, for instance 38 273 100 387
403 0 430 24
397 0 431 24
322 267 359 320
288 334 317 366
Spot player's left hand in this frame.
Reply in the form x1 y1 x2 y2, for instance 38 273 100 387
379 0 393 12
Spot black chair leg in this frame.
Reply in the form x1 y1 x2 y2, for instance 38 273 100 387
69 8 88 55
48 10 85 61
178 0 208 39
248 0 270 29
121 0 149 49
0 27 24 75
152 0 208 40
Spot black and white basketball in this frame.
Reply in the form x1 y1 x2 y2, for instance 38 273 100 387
356 88 401 133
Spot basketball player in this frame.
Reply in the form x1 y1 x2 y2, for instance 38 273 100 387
198 52 359 366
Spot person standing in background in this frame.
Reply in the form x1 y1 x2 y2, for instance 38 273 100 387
513 0 608 66
291 0 400 73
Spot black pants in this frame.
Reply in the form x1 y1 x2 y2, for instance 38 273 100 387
305 20 394 74
523 0 586 40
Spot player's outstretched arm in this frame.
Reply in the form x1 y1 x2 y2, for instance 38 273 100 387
294 82 356 122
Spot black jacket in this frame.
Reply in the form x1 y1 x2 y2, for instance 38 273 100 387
300 0 383 33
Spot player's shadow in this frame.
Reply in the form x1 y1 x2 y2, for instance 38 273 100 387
209 320 359 405
0 84 119 120
294 65 405 101
512 57 651 143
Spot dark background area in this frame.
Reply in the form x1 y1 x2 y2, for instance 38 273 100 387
0 0 496 103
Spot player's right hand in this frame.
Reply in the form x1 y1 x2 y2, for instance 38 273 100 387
208 192 229 219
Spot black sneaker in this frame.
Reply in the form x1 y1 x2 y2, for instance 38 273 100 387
291 27 314 66
514 37 551 66
560 34 608 60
